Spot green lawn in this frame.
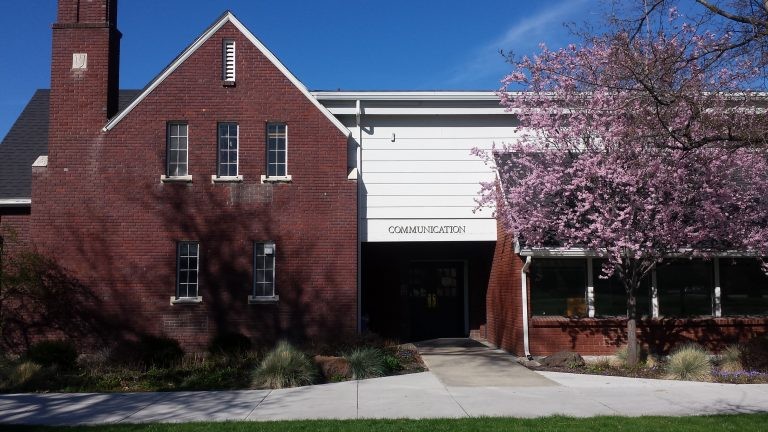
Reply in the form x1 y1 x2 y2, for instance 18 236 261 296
4 415 768 432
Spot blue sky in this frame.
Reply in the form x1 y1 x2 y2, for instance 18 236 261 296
0 0 599 138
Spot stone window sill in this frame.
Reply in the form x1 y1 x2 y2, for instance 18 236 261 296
248 295 279 304
211 175 244 183
170 296 203 305
260 175 292 184
161 175 193 183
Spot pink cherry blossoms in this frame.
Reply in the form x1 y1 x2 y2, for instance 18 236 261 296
477 16 768 280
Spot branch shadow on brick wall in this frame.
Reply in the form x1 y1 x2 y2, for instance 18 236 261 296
549 317 765 355
0 248 112 352
127 181 356 351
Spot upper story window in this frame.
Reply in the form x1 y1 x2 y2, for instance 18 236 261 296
265 123 289 180
217 123 239 177
223 40 236 84
167 123 189 177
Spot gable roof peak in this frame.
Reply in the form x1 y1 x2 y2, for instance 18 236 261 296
102 10 349 137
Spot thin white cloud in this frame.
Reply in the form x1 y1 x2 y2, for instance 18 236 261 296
442 0 591 89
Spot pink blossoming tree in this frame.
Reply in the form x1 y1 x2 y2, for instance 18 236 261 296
478 9 768 365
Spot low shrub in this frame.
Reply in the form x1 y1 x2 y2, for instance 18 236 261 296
252 341 317 389
27 340 77 369
585 357 612 373
208 332 252 356
665 343 712 381
718 345 743 373
112 335 184 368
742 333 768 373
8 361 43 387
344 347 387 379
383 354 403 373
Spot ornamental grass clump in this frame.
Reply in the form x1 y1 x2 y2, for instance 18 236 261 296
614 344 648 368
343 347 387 380
665 344 712 381
252 341 317 389
718 345 743 373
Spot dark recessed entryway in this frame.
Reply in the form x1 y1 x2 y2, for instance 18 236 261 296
361 241 495 342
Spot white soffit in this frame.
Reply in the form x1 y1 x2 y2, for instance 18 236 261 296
103 12 350 137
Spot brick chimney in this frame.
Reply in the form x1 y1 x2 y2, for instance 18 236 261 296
49 0 120 167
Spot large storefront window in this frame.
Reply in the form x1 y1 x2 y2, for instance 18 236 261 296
720 259 768 316
657 260 713 317
531 259 587 317
592 259 651 318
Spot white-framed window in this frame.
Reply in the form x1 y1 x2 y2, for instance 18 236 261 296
175 241 200 299
251 241 277 301
223 40 236 83
166 123 189 177
217 122 238 177
266 123 288 178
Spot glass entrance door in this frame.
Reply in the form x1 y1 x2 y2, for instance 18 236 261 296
406 261 465 340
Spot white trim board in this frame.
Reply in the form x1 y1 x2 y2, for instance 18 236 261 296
0 198 31 207
103 12 350 138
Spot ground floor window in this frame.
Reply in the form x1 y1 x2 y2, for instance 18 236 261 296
530 256 768 319
720 259 768 316
592 259 651 318
530 259 587 317
176 241 199 299
656 260 713 317
253 241 276 298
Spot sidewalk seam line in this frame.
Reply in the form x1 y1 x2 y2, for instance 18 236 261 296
114 393 170 423
245 390 272 420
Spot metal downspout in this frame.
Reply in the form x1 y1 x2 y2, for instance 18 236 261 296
521 256 532 359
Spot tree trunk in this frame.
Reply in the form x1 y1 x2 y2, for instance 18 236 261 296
626 287 639 367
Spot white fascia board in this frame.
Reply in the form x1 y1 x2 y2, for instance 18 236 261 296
0 198 31 207
326 107 513 115
312 91 500 101
519 248 602 257
519 247 762 258
104 13 350 138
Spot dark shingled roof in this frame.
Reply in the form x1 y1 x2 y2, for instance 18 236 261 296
0 90 141 201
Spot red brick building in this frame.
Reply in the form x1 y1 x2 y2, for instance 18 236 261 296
1 0 357 351
1 0 766 356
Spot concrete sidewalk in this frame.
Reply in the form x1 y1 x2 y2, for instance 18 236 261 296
1 371 768 425
2 339 768 425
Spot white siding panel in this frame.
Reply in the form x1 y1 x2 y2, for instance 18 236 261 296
363 172 491 184
367 195 478 208
364 149 482 161
362 138 509 150
366 206 495 219
364 160 492 173
365 183 484 196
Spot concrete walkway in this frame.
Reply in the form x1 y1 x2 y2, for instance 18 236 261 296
1 340 768 425
415 338 556 387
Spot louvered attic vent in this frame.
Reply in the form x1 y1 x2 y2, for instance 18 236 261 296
223 40 236 85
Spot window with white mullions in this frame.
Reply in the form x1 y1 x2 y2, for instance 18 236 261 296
253 241 276 298
176 241 199 298
266 123 287 177
217 123 238 177
167 123 188 177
